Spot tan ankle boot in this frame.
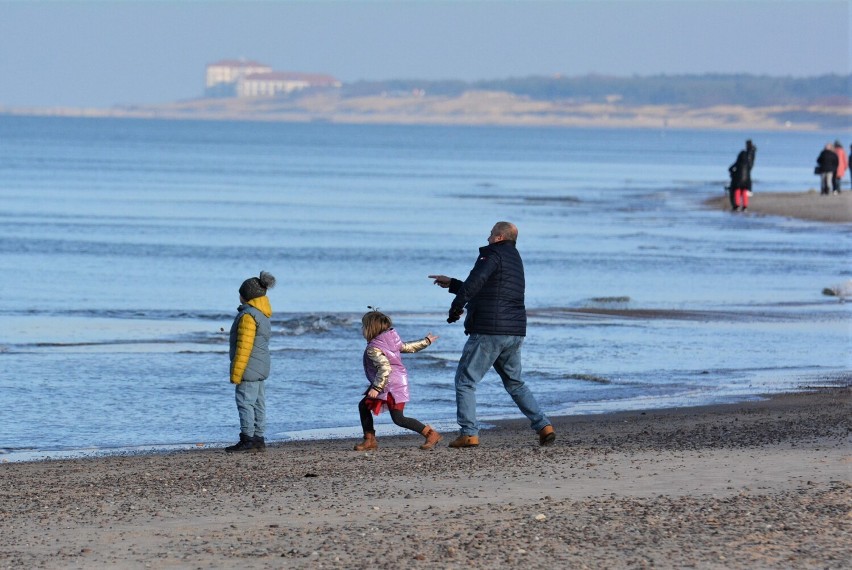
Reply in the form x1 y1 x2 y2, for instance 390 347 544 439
448 434 479 448
538 425 556 446
419 425 442 450
354 432 377 451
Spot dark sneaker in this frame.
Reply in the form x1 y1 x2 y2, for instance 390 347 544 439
252 435 266 452
225 433 255 453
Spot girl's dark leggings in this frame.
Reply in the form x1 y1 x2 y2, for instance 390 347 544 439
358 397 426 435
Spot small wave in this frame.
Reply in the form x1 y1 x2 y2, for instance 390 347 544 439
413 354 460 366
822 279 852 300
0 446 37 454
522 195 582 204
31 339 170 348
2 308 233 321
588 296 631 304
18 337 224 351
564 373 612 384
275 314 353 335
528 370 620 385
0 310 355 335
530 306 814 323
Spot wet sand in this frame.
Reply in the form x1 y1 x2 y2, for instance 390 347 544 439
1 388 849 569
705 190 852 223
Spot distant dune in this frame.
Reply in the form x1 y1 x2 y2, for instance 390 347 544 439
1 90 848 131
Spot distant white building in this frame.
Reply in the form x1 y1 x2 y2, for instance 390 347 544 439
205 60 272 97
237 72 342 98
204 60 340 98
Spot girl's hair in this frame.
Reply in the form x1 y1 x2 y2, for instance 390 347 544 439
361 310 392 341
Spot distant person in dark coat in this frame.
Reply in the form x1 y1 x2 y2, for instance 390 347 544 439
745 139 757 192
728 148 751 211
816 144 839 195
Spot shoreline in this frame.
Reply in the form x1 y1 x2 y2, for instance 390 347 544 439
3 382 844 464
704 190 852 223
2 387 849 568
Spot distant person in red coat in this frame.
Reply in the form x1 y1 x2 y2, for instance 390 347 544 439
833 141 847 193
728 148 751 211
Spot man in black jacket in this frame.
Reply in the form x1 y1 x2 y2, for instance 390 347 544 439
817 144 839 195
429 221 555 448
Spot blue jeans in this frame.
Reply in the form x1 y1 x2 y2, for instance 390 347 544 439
235 379 266 437
821 172 834 194
454 334 550 436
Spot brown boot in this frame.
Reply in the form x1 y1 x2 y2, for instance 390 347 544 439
419 426 443 450
354 432 377 451
448 434 479 448
538 425 556 446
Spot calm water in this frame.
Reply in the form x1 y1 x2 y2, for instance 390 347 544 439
0 116 849 461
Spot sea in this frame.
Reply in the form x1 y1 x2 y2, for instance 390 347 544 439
1 115 849 462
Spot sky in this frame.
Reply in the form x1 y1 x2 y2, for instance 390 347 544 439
0 0 849 108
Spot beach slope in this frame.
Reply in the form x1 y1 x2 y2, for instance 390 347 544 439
1 388 849 569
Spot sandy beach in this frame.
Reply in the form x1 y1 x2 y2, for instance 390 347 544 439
704 190 852 223
1 387 849 569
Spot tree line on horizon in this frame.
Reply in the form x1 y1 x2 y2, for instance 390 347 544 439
341 73 850 107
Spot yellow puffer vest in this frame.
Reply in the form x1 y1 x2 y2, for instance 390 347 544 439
229 296 272 384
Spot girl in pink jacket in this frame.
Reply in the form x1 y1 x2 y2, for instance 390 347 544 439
354 309 442 451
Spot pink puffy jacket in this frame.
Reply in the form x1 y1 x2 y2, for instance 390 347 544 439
363 328 431 403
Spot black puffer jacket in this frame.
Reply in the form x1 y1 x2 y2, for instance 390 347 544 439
729 150 750 188
448 240 526 336
816 149 839 174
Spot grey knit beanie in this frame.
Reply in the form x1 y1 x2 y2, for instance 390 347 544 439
239 271 276 301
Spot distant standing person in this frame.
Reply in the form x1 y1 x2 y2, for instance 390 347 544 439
833 141 847 193
728 147 751 211
428 221 555 448
745 139 757 194
816 144 839 195
226 271 276 453
353 309 442 452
